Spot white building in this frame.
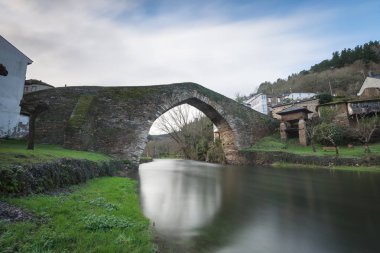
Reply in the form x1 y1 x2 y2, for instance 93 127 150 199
284 92 316 101
0 35 33 137
357 75 380 96
245 93 269 115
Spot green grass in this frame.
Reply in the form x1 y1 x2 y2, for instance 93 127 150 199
0 177 155 253
68 95 95 127
0 139 111 167
272 162 380 173
247 135 380 158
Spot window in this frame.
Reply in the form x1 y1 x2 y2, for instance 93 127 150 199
0 64 8 76
31 86 37 91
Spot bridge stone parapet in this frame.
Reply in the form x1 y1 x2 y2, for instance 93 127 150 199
22 82 277 167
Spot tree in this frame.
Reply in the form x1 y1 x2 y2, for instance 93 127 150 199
154 104 213 160
316 93 333 105
20 100 49 150
305 116 321 152
315 122 344 155
319 106 337 123
234 92 245 103
351 113 379 153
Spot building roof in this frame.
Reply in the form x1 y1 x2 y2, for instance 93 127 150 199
0 35 33 64
357 76 380 95
277 106 312 115
271 97 319 108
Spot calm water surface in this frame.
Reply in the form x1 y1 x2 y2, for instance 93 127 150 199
138 159 380 253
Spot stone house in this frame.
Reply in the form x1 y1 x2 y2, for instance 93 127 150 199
0 35 32 138
271 98 319 120
317 98 380 126
317 73 380 127
278 106 312 146
357 74 380 98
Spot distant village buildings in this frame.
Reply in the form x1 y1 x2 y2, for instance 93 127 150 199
357 73 380 98
283 92 316 101
244 72 380 146
316 72 380 126
245 93 269 115
245 92 317 117
271 98 319 120
245 93 281 115
0 35 32 138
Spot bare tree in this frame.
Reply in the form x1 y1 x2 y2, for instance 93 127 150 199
315 122 343 156
154 104 212 159
305 115 321 152
352 113 379 153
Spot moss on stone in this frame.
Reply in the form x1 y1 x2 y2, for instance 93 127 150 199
68 95 95 127
100 86 161 101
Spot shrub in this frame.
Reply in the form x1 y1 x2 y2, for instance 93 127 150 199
315 123 344 146
0 159 124 196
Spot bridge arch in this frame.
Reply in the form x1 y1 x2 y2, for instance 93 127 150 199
22 82 276 167
145 96 238 162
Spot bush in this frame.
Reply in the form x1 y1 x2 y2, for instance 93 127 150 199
207 139 225 163
316 93 333 104
0 159 124 196
315 123 345 146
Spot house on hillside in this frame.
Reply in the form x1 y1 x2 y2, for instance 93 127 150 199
0 35 33 138
271 98 319 120
317 74 380 127
317 98 380 126
278 106 313 146
245 93 281 115
283 92 316 101
357 73 380 99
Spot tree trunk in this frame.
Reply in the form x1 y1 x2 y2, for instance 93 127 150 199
334 145 339 156
27 114 36 150
310 140 316 152
364 143 370 153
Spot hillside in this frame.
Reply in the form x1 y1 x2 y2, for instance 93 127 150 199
251 41 380 98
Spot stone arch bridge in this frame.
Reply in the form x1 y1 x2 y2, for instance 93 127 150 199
22 83 276 167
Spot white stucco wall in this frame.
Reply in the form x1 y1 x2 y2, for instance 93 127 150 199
0 36 32 137
246 94 268 115
284 93 316 100
357 77 380 96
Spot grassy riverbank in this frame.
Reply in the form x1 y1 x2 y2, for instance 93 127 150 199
242 135 380 172
0 177 155 253
0 140 124 195
272 162 380 173
0 139 111 168
247 135 380 158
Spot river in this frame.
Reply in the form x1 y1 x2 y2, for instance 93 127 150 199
137 159 380 253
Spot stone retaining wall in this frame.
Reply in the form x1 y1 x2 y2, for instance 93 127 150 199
237 150 380 167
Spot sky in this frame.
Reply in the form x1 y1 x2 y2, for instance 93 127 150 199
1 0 379 99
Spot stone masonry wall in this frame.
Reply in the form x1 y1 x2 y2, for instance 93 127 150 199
22 83 277 166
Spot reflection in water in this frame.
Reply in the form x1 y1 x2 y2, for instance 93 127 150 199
139 160 222 239
139 159 380 253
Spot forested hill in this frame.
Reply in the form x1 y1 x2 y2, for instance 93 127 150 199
252 41 380 98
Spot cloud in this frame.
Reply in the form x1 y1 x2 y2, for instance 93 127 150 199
0 0 337 97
